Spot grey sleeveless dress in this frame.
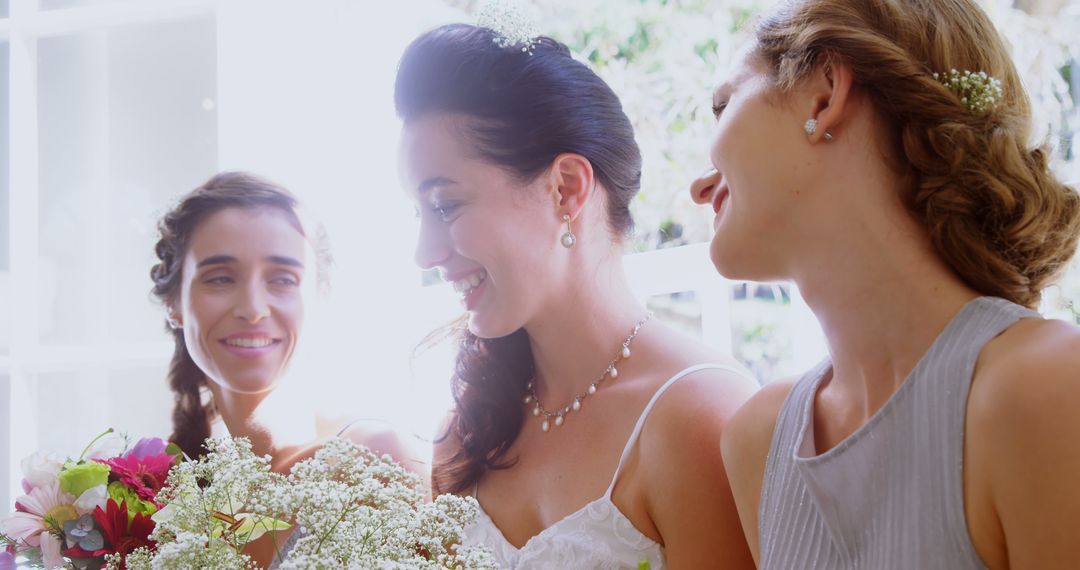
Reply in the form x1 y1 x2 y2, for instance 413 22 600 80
758 296 1038 569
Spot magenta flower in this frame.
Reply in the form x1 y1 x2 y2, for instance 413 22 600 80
100 453 174 502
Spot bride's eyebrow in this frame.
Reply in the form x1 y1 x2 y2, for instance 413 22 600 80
417 176 458 195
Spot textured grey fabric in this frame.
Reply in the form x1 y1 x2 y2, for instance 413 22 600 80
759 297 1038 570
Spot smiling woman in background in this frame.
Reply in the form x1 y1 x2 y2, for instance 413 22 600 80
149 172 425 565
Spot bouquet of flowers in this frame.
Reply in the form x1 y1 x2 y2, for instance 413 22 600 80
120 437 496 569
0 429 181 569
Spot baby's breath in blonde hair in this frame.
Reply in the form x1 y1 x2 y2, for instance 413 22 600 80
755 0 1080 308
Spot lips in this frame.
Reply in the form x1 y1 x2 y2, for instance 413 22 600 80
223 337 276 348
440 268 489 311
218 334 281 357
448 269 487 297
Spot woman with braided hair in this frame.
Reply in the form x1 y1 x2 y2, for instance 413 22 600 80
689 0 1080 567
150 171 424 565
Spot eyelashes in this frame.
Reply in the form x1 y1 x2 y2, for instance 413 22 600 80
712 101 728 119
432 202 461 222
200 274 301 287
270 275 300 287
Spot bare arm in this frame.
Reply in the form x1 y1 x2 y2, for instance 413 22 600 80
644 368 759 569
969 320 1080 569
339 419 433 495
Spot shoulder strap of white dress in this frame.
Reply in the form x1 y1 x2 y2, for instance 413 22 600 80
605 363 748 497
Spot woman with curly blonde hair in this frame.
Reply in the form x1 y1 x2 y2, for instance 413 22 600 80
688 0 1080 567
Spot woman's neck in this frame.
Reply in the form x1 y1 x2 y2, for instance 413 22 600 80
794 204 979 418
207 382 279 462
525 254 649 405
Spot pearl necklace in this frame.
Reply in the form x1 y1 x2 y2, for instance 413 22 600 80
524 313 652 433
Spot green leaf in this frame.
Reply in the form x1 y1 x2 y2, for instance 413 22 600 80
165 442 185 464
233 513 292 543
151 502 178 524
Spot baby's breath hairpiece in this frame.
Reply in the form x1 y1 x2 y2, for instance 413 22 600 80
933 69 1003 114
476 0 541 55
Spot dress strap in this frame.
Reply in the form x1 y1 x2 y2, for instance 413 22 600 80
604 363 749 497
334 417 370 438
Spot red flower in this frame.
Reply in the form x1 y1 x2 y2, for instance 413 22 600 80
63 500 155 568
100 453 173 502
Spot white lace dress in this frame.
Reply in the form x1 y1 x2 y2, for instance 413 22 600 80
462 364 742 570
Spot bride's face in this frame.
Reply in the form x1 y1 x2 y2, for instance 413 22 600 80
401 113 564 339
173 206 308 394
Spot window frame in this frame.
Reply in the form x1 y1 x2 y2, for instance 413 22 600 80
1 0 218 522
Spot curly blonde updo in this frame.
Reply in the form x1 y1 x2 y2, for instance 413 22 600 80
754 0 1080 308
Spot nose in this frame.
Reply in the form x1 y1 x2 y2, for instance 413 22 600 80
413 216 452 270
689 168 721 205
234 280 270 323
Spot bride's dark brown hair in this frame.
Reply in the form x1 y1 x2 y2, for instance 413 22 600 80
150 171 328 459
395 24 643 494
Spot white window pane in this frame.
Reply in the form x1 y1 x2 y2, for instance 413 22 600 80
1 41 8 273
38 0 135 10
30 365 172 458
1 41 9 356
36 16 217 346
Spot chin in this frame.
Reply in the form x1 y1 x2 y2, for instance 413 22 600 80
709 238 764 281
216 370 280 395
466 311 522 340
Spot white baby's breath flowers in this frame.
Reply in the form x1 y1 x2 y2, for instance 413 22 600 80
933 69 1004 114
276 438 494 569
476 0 541 54
115 437 287 570
117 437 495 569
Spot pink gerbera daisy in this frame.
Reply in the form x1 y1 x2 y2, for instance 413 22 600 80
0 481 76 568
99 454 173 502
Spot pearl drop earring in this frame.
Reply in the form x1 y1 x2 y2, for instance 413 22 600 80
561 214 576 248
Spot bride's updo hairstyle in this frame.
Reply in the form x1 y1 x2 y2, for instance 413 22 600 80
754 0 1080 308
394 24 642 494
150 172 328 459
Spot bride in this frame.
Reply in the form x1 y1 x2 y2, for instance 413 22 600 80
396 24 759 569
